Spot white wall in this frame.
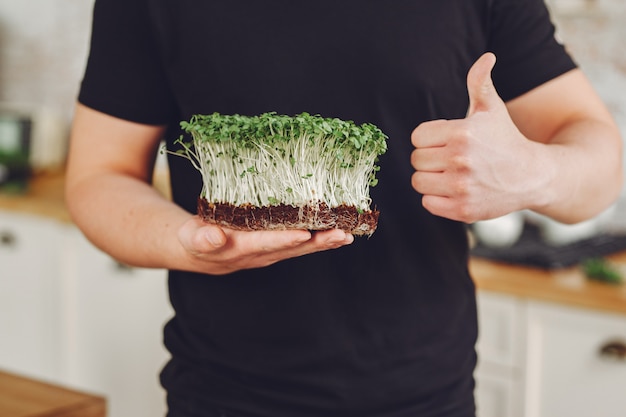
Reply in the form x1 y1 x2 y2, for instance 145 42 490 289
0 0 94 120
550 0 626 137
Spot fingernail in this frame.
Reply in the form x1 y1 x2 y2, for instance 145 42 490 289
328 232 353 245
205 229 225 247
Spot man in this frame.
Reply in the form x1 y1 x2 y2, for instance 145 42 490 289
66 1 622 416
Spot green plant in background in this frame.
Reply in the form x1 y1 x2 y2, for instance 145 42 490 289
581 257 624 285
0 150 30 194
172 112 388 210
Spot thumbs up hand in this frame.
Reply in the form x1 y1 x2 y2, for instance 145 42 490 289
411 52 539 223
465 52 504 117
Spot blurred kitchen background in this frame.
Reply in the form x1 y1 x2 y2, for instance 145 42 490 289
1 0 626 221
0 1 625 417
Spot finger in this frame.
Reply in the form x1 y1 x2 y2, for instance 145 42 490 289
262 229 353 253
411 171 452 197
233 228 353 266
411 147 447 172
411 119 450 148
223 228 313 254
421 194 462 221
199 225 228 248
308 229 355 248
423 193 487 223
178 217 227 253
466 52 500 116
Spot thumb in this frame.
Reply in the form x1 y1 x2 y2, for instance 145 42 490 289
178 217 227 252
466 52 501 116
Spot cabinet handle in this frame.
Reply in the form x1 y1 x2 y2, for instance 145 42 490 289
599 340 626 361
0 230 17 247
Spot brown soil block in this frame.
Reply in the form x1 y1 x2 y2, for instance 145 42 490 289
198 198 379 236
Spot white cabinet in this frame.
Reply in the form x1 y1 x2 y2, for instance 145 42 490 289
0 211 69 383
0 210 173 417
63 228 173 417
475 291 526 417
5 208 626 417
474 370 523 417
476 291 626 417
525 301 626 417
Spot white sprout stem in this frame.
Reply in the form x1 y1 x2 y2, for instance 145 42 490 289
187 135 376 209
170 115 384 211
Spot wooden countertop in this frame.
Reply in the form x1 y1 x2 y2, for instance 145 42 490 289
2 171 626 316
470 254 626 316
0 370 106 417
0 169 170 224
0 171 70 223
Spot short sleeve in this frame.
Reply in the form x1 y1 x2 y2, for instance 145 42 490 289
78 0 177 125
488 0 577 101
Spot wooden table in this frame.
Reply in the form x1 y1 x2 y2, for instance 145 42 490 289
0 371 106 417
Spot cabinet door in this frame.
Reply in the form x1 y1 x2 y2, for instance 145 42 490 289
476 291 526 370
0 212 67 383
475 369 523 417
475 291 526 417
525 301 626 417
64 229 173 417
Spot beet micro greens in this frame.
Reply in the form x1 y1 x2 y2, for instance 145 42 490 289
172 112 388 210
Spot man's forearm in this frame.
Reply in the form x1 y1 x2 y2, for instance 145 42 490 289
528 118 623 224
65 171 193 269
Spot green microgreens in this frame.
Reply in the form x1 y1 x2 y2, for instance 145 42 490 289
171 112 388 209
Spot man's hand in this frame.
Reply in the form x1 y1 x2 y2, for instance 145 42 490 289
66 105 355 274
177 217 354 275
410 52 544 223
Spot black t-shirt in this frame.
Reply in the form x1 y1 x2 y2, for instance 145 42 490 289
78 1 575 416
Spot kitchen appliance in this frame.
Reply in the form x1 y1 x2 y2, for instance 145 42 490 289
0 105 68 191
471 222 626 269
0 111 32 191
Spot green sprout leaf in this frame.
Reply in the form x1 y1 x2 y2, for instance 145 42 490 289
167 112 388 209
